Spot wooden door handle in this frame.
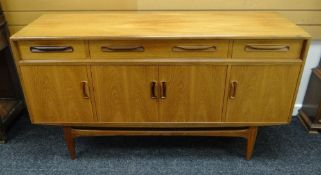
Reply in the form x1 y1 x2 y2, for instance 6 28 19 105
81 81 90 99
101 45 144 52
150 81 158 99
245 44 289 52
160 81 167 99
173 45 217 52
229 80 238 99
30 46 74 53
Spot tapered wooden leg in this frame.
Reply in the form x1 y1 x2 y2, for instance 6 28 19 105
245 126 258 160
63 127 76 160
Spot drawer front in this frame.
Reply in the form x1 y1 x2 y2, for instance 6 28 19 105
232 40 303 59
17 40 89 60
90 40 229 59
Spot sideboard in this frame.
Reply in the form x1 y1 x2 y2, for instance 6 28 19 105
9 12 310 159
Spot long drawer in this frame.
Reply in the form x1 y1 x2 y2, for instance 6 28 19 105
89 40 229 59
232 40 303 59
17 40 89 60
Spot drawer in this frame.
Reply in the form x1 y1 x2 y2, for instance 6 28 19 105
232 40 303 59
89 40 229 59
17 40 89 60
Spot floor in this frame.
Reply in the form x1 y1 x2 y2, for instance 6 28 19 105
0 115 320 175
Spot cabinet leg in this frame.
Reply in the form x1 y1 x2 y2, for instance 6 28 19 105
63 127 76 160
245 126 258 160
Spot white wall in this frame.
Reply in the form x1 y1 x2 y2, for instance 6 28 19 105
293 41 321 115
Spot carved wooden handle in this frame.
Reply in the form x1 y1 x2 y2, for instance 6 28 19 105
30 46 74 53
229 81 238 99
160 81 167 99
150 81 158 99
173 45 217 52
101 45 144 52
81 81 89 99
245 44 289 52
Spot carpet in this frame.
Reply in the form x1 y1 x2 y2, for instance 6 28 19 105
0 115 320 175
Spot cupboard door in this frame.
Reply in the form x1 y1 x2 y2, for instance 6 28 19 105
92 66 158 122
225 65 301 123
159 66 227 122
20 66 95 123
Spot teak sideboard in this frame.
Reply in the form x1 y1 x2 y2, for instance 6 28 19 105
9 12 310 160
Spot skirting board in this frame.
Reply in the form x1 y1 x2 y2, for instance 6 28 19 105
292 104 302 116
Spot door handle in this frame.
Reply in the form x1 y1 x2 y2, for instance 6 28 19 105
81 81 90 99
245 44 289 52
173 45 217 52
30 46 74 53
160 81 167 99
150 81 158 99
229 80 238 99
101 45 144 52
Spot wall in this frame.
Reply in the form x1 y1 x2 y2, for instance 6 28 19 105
1 0 321 115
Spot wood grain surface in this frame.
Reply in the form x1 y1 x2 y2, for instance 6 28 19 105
224 65 301 123
90 39 229 59
232 40 304 59
20 66 95 123
159 65 227 122
92 65 159 122
10 12 310 39
18 40 89 60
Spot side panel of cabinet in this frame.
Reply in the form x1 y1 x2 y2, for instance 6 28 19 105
20 66 95 123
225 65 301 123
92 66 158 122
159 65 227 122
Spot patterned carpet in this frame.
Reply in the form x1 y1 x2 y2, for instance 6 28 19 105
0 114 320 175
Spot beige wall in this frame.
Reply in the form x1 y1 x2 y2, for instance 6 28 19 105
1 0 321 39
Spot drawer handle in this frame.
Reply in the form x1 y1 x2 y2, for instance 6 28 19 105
245 44 289 52
81 81 90 99
150 81 158 99
101 45 144 52
229 80 238 99
30 46 74 53
173 45 217 52
160 81 167 99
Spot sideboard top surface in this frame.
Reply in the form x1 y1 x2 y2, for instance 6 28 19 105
11 11 310 40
